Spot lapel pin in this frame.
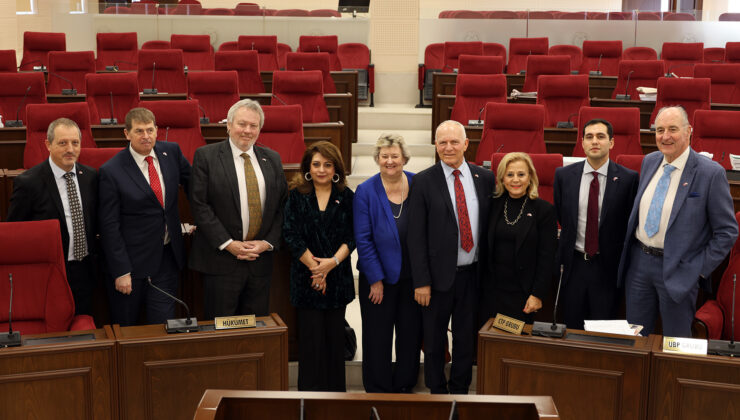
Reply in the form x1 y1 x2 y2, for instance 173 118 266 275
262 158 267 162
682 182 688 186
527 213 532 217
612 176 618 181
335 199 340 204
162 152 168 156
78 170 83 175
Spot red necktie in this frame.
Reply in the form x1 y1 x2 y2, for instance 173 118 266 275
585 171 599 256
453 169 473 252
145 156 164 208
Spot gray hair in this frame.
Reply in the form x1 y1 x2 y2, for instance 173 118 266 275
655 105 690 127
435 120 467 142
227 99 265 129
373 133 411 164
46 118 81 143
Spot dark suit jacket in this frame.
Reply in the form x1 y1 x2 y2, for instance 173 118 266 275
8 160 97 259
554 160 639 286
98 142 191 279
188 140 288 276
408 161 495 292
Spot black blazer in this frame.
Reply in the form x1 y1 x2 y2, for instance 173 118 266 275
482 195 558 299
8 160 97 258
408 161 495 292
553 160 639 286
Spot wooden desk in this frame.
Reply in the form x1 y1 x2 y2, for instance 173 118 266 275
0 327 118 420
477 321 655 420
113 314 288 420
193 390 560 420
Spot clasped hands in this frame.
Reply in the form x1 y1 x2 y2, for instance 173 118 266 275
309 257 338 294
225 240 270 261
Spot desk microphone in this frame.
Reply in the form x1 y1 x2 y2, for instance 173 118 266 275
708 273 739 356
272 93 288 106
495 143 504 154
101 91 118 125
143 62 158 94
189 97 210 124
18 59 45 72
519 50 532 75
532 265 567 338
147 277 198 333
468 106 485 126
665 63 695 78
370 406 381 420
299 399 304 420
5 86 31 127
164 127 169 142
615 70 634 100
589 54 603 76
556 113 578 129
106 60 137 72
447 400 458 420
0 273 22 347
49 72 77 95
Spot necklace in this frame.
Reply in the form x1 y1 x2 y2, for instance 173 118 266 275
504 196 528 226
381 176 406 219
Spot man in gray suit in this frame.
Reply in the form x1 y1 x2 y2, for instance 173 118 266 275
189 99 288 318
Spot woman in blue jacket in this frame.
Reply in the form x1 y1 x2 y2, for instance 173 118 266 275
354 133 421 393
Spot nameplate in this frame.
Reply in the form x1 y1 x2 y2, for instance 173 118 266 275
663 336 708 355
215 315 256 330
492 313 525 335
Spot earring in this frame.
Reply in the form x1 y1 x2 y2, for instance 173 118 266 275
304 172 312 181
332 174 340 183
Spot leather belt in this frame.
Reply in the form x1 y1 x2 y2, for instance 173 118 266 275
638 241 664 257
456 263 477 272
574 250 599 261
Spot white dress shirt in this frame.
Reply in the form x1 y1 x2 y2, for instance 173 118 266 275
441 160 480 266
48 158 85 261
129 145 169 244
575 159 609 253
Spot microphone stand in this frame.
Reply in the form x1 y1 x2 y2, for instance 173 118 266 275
589 54 603 76
143 62 158 94
5 86 32 127
147 277 198 333
708 274 739 356
100 91 118 125
0 273 22 347
532 265 567 338
615 70 634 100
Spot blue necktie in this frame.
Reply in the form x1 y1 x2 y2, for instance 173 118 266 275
644 164 677 237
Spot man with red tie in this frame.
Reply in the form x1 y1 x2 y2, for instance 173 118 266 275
98 108 191 326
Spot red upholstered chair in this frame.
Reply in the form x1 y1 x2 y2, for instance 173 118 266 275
47 51 95 95
693 64 740 104
477 102 546 164
661 42 704 77
96 32 138 71
215 50 264 94
238 35 279 71
204 8 235 15
694 211 740 340
574 107 642 158
218 41 238 51
527 11 555 19
615 154 644 173
720 12 740 21
286 52 336 93
704 47 725 63
450 10 484 19
85 72 139 125
130 2 159 14
271 70 329 123
138 100 205 163
337 43 375 104
586 12 608 20
491 153 562 204
142 40 170 50
275 9 310 16
310 9 341 17
438 10 454 18
0 72 47 128
612 60 665 101
623 46 658 61
103 5 130 14
483 42 507 62
234 4 263 15
450 74 507 125
608 11 633 20
508 37 549 74
187 71 240 122
548 45 582 73
298 35 342 71
24 102 96 169
536 74 589 127
522 55 570 92
579 40 622 76
78 147 124 169
663 12 694 21
418 43 444 104
171 34 214 71
637 11 661 20
442 42 483 72
277 43 292 70
558 12 586 19
20 31 65 71
0 50 17 72
168 3 202 15
725 42 740 64
259 104 305 164
0 220 96 334
485 11 519 19
692 110 740 170
137 49 186 94
457 54 504 74
650 77 711 126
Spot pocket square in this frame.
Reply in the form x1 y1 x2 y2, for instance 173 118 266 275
688 192 700 198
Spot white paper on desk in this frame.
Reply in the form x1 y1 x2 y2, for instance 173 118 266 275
584 320 638 336
638 94 657 102
730 154 740 171
510 89 537 98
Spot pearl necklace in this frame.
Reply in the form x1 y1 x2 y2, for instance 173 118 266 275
504 196 528 226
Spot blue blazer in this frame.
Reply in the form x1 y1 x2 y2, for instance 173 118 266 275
354 171 414 285
617 149 738 303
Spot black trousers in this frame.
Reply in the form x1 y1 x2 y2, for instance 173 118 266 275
202 261 271 319
359 272 422 393
421 265 477 394
561 253 620 330
65 255 95 316
297 306 347 392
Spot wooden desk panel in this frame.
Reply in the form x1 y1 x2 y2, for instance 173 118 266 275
477 321 654 420
0 170 6 221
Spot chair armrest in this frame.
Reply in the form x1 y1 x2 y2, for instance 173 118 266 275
69 315 96 331
694 300 724 340
367 63 375 93
418 63 425 90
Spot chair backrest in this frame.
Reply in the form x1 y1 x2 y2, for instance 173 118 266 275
286 52 337 93
187 71 240 122
234 4 263 15
204 8 235 15
443 42 484 72
138 99 205 163
508 37 549 74
548 44 582 73
238 35 279 71
477 102 546 164
527 11 555 19
536 74 590 127
141 40 171 50
259 104 305 164
214 50 265 94
20 31 66 70
298 35 342 71
309 9 341 17
457 54 504 74
338 42 370 69
275 9 310 16
579 40 622 76
661 42 704 77
451 10 485 19
558 11 586 19
168 3 202 14
719 12 740 21
663 12 694 21
714 211 740 340
424 42 445 70
612 59 665 100
0 49 17 73
485 10 519 19
692 110 740 170
103 5 130 14
483 42 507 62
96 32 138 71
271 70 329 123
650 77 711 126
574 106 643 158
218 41 238 51
47 51 95 94
450 74 507 125
130 2 159 14
78 147 124 169
0 72 47 129
491 153 563 204
0 220 75 334
137 49 187 93
727 42 740 64
637 11 661 20
614 154 645 173
587 11 608 20
24 102 96 169
523 55 570 91
703 47 725 64
170 34 214 71
85 72 140 125
623 46 657 61
693 63 740 104
609 11 633 20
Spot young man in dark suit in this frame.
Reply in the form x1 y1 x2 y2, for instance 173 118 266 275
8 118 97 315
553 119 639 330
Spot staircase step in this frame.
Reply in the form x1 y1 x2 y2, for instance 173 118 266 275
359 105 431 131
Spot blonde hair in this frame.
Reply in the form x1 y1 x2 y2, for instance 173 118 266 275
373 133 410 164
494 152 539 199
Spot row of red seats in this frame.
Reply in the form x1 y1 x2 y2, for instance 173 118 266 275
103 3 341 17
438 10 704 20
